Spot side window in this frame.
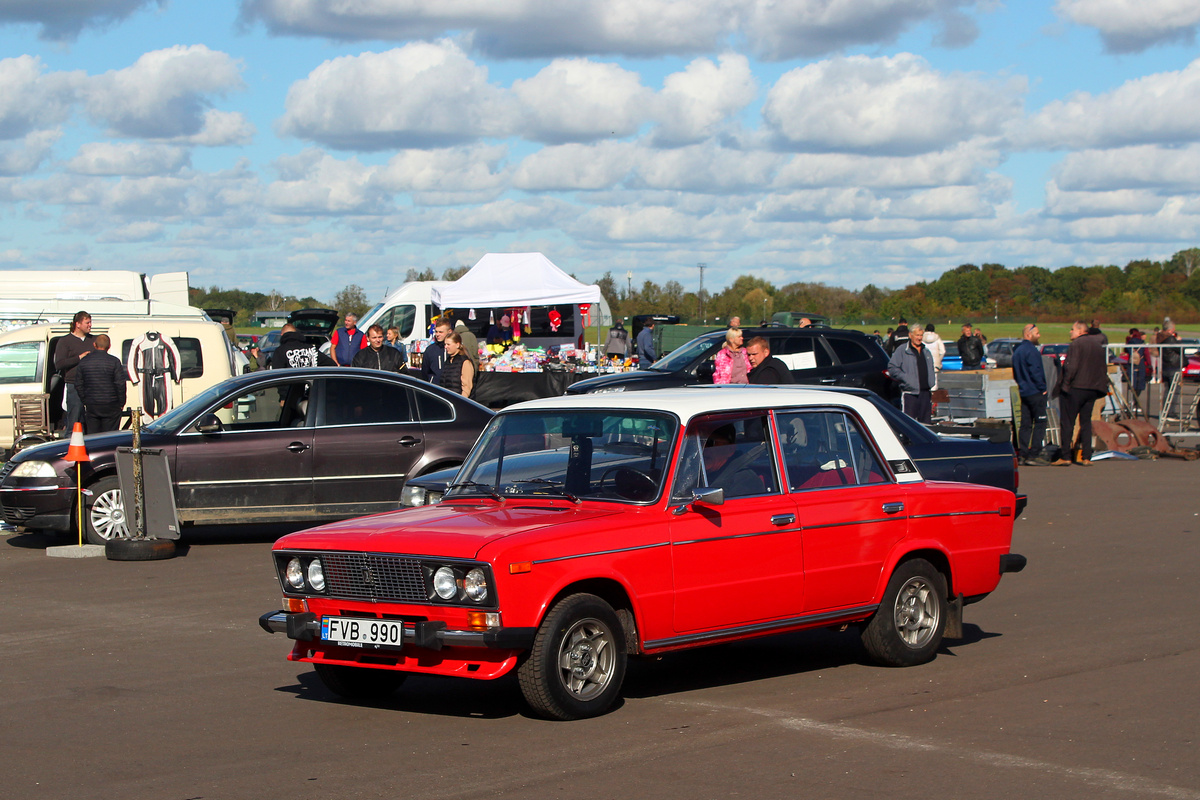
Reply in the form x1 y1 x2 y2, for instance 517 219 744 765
414 389 455 422
0 341 44 384
671 414 779 500
322 378 412 426
216 381 311 431
778 411 888 490
119 336 203 379
772 335 833 370
827 337 871 365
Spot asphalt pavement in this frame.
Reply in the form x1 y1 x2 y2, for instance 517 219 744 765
2 461 1198 800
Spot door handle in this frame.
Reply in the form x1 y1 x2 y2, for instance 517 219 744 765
287 442 310 453
398 436 421 447
882 502 904 515
770 513 796 525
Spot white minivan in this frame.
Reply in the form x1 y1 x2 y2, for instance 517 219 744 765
0 318 243 453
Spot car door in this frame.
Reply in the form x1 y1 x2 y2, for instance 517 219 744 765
668 412 804 633
771 333 841 385
776 409 909 612
172 379 315 523
310 376 424 517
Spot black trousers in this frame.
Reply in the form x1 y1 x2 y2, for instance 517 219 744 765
1058 387 1105 460
1018 392 1047 459
902 391 932 424
84 406 123 435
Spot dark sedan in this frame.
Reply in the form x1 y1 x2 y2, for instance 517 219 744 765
0 368 492 543
568 327 890 396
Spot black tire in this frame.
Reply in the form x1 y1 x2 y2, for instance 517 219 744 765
84 476 129 545
861 558 947 667
518 593 627 720
314 663 407 701
105 537 176 561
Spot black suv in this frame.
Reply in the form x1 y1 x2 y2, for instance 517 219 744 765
569 327 889 395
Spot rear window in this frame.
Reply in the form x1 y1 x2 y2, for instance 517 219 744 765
120 336 203 379
772 335 833 369
826 337 872 365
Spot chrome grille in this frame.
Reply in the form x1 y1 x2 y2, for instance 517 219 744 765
320 552 427 603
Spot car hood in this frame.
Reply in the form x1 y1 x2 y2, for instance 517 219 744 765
275 501 626 559
566 369 687 393
14 429 139 464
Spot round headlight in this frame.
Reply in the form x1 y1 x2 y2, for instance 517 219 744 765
464 568 488 603
285 558 304 590
307 558 325 592
11 460 57 478
433 566 458 600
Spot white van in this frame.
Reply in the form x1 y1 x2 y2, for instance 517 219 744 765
358 281 450 347
0 318 243 453
0 270 205 331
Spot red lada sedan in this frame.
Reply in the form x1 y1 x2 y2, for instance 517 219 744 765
261 386 1026 720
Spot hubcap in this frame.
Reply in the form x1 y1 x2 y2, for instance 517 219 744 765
89 488 129 540
893 576 940 648
557 617 616 700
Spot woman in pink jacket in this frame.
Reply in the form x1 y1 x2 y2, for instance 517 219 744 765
714 328 751 384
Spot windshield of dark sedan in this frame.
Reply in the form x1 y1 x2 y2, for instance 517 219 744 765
449 410 678 503
142 383 231 433
651 335 722 372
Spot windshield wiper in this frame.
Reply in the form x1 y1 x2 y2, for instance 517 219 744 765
512 478 581 504
446 481 504 502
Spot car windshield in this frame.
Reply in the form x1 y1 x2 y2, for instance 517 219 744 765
448 410 677 503
652 335 722 372
142 383 232 434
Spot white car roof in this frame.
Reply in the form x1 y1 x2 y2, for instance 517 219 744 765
504 386 923 483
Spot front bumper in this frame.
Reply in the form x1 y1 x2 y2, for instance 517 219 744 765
0 484 74 531
259 610 536 651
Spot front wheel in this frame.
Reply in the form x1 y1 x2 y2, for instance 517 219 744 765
314 663 407 701
84 476 128 545
861 559 947 667
518 593 627 720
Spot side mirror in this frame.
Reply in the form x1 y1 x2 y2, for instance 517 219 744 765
692 486 724 506
196 413 222 434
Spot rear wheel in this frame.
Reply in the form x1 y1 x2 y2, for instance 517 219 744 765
84 476 128 545
314 663 407 701
861 559 947 667
518 593 627 720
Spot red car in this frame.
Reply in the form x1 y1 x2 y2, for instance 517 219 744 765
261 387 1026 720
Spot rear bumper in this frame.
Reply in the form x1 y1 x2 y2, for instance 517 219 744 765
1015 493 1027 517
999 553 1027 574
258 610 536 651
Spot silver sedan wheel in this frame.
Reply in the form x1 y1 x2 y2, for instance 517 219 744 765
556 617 617 701
893 575 941 648
89 487 129 541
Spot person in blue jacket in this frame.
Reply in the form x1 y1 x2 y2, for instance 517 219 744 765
1012 323 1049 465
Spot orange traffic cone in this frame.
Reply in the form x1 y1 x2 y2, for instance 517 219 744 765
65 422 90 463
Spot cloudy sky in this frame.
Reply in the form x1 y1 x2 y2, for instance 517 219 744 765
2 1 1200 301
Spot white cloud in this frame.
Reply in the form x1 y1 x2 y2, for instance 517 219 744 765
1053 144 1200 192
266 149 389 214
630 143 783 192
1018 59 1200 150
773 142 1000 189
0 0 161 42
763 54 1024 155
67 142 190 176
240 0 980 60
1044 182 1168 219
278 41 512 150
98 221 165 242
653 54 757 145
0 56 82 140
377 145 508 205
512 142 638 191
1057 0 1200 53
757 188 888 222
0 130 61 176
512 59 652 143
84 46 249 142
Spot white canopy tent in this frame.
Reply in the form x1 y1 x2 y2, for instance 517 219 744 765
431 253 601 308
431 252 605 347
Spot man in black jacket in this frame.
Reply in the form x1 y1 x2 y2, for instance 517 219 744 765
957 322 984 369
420 319 451 384
54 310 96 432
746 337 796 384
74 334 127 433
271 324 335 369
351 325 405 372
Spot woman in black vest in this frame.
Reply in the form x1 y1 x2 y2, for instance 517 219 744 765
441 332 476 397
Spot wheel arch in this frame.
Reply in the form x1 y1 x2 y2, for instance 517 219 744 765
879 547 954 600
545 578 641 655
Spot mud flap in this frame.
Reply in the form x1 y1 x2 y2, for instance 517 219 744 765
944 593 964 640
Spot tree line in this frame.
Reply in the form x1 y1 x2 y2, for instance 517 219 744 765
191 248 1200 328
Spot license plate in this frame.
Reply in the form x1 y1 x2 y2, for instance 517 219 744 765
321 616 405 649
